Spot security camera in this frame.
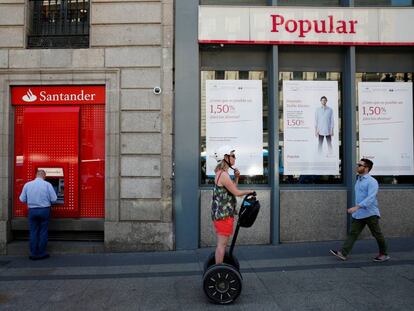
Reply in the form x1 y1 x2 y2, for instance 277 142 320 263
153 86 162 95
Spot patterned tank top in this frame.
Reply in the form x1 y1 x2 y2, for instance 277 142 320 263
211 171 237 221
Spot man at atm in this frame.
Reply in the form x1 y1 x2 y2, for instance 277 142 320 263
19 169 57 260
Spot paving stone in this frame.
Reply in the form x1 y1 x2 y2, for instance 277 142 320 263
0 238 413 310
256 271 302 295
272 291 353 311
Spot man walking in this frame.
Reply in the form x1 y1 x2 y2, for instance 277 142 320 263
20 169 57 260
330 158 390 262
315 96 334 154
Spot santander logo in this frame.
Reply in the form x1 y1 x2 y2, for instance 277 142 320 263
12 86 105 106
22 89 37 102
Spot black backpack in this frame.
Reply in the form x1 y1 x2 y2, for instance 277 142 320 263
238 193 260 228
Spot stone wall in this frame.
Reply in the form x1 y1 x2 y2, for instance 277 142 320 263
0 0 174 253
280 190 347 242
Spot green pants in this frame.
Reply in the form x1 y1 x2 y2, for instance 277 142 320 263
341 215 387 257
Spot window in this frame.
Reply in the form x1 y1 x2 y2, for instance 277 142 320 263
354 0 413 6
28 0 89 48
356 72 414 184
277 0 340 6
279 71 343 184
200 70 269 185
200 0 267 4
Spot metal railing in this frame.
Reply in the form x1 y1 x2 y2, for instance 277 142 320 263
28 0 89 48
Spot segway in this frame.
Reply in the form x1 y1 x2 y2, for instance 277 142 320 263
203 192 260 304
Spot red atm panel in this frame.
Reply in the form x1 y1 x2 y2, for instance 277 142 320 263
12 85 105 219
21 107 80 217
79 105 105 218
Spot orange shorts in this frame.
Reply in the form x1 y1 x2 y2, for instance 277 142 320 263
213 217 234 237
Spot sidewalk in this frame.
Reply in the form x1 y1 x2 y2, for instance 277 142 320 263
1 237 413 311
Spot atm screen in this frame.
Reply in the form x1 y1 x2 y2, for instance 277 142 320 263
46 178 64 204
39 167 64 205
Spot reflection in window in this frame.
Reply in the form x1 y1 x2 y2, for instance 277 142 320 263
200 70 269 185
279 71 343 184
356 72 414 185
354 0 413 6
200 0 267 5
277 0 340 6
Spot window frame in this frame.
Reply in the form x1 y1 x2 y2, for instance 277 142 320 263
355 72 414 186
278 71 345 186
200 46 270 187
27 0 90 49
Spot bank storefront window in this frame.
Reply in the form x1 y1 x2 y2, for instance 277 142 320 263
354 0 413 6
200 0 267 5
277 0 340 6
279 71 343 184
356 72 414 185
200 70 269 185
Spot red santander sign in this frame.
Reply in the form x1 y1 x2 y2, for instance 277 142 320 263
11 86 105 105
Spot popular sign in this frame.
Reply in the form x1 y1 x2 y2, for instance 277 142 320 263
271 14 357 38
11 86 106 105
199 6 414 46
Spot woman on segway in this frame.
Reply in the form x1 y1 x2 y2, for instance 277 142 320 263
212 145 253 264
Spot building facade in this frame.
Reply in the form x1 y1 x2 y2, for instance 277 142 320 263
174 0 414 250
0 0 174 254
1 0 414 254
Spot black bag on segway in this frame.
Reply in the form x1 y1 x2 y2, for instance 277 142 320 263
238 194 260 228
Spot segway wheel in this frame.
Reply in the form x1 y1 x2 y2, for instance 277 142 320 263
203 264 242 304
203 251 240 273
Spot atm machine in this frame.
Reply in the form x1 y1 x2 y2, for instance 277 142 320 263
38 167 65 205
12 86 105 221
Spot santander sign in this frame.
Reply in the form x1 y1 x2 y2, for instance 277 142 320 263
22 89 37 102
36 89 96 102
11 86 105 105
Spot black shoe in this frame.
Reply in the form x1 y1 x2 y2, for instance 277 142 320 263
29 256 38 260
38 254 50 260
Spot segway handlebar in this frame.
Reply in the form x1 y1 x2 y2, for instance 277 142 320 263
242 191 256 201
229 191 259 257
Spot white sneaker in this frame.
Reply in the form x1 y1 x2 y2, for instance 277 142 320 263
330 249 347 261
373 254 390 262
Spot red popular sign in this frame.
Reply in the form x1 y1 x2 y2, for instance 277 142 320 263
11 85 106 105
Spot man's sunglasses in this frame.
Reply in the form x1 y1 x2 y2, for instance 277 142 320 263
228 154 236 159
357 163 366 167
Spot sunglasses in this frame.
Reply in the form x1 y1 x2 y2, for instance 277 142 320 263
357 164 366 167
228 154 236 159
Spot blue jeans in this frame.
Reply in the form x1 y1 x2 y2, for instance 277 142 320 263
28 207 50 257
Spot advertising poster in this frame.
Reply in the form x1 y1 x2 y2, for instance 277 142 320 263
283 80 340 175
206 80 263 176
358 82 414 175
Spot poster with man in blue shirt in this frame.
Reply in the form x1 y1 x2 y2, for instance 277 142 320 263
315 96 334 154
20 169 57 260
330 158 390 262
